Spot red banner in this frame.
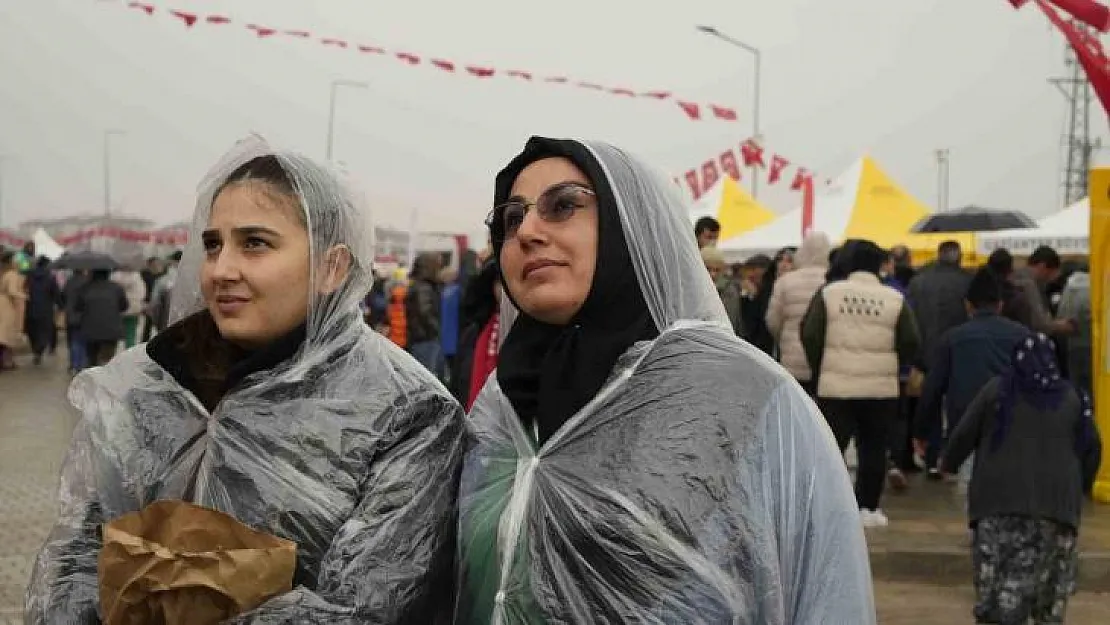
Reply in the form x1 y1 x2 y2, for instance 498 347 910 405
1047 0 1110 32
112 2 740 122
1035 0 1110 114
801 177 815 236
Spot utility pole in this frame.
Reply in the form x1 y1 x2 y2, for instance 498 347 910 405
935 148 951 212
1050 19 1101 206
103 129 126 217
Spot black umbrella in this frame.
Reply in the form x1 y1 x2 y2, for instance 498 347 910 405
51 251 120 272
911 206 1037 233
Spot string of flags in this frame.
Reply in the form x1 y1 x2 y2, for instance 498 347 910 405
112 1 740 122
676 138 820 200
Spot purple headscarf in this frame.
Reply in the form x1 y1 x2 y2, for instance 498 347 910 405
994 333 1091 451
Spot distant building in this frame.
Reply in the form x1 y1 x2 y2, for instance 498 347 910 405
15 215 187 264
7 215 468 272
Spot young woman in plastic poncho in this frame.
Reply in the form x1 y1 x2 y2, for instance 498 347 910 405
25 138 465 623
455 137 875 624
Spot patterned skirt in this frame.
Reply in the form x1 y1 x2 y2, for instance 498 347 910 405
972 515 1078 625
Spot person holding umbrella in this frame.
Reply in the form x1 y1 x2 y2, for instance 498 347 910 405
51 252 127 367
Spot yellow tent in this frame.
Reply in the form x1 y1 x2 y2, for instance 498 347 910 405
689 176 776 241
840 156 977 264
719 155 977 264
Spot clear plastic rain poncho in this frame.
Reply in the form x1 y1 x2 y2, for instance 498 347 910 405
456 139 875 624
25 136 465 623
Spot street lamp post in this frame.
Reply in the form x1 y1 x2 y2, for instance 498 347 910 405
326 80 369 162
103 129 126 217
696 25 762 199
935 148 950 212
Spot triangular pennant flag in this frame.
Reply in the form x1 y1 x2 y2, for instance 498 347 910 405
768 154 790 184
544 76 569 84
711 105 737 121
609 87 636 96
467 66 495 77
247 24 277 37
577 82 604 90
169 10 197 27
719 150 741 180
740 139 765 168
431 59 456 71
396 52 421 65
285 30 311 38
642 90 672 99
321 38 348 48
507 70 533 80
677 101 701 120
127 2 154 15
358 45 386 54
206 15 231 25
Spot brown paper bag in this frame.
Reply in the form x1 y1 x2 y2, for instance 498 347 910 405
98 500 296 625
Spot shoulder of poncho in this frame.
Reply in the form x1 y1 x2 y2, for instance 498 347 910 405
641 323 792 400
74 329 454 408
343 327 454 396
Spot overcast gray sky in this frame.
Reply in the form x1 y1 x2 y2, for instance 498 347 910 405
1 0 1105 243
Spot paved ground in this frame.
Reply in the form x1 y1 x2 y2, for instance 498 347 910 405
1 349 1108 623
0 351 79 622
874 581 1110 624
868 470 1110 590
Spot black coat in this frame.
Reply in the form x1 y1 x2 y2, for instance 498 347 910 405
24 268 60 351
76 277 127 343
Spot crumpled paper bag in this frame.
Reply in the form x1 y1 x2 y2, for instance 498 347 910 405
98 499 296 625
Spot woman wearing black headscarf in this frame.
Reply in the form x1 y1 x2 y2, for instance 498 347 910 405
456 137 874 624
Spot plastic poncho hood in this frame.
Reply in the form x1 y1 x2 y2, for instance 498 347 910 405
457 138 876 624
26 136 465 623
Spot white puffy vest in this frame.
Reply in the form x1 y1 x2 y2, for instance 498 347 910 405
817 272 904 400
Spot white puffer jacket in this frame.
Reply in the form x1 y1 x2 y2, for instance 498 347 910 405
766 232 830 381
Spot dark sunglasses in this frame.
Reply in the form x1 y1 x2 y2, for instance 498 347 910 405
486 181 596 244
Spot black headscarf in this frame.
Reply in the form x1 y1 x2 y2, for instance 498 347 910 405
493 137 659 444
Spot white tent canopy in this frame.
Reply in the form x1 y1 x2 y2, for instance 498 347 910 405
32 228 65 261
977 198 1089 255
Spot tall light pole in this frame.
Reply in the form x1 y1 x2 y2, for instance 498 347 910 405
696 25 762 199
326 80 369 162
935 148 950 212
103 129 126 217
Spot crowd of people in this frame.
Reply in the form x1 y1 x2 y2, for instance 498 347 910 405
1 134 1102 623
0 243 182 372
695 215 1102 623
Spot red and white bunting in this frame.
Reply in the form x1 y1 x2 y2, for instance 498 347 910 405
111 2 740 122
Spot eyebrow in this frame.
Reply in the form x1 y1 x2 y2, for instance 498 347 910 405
201 225 283 238
504 181 592 203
